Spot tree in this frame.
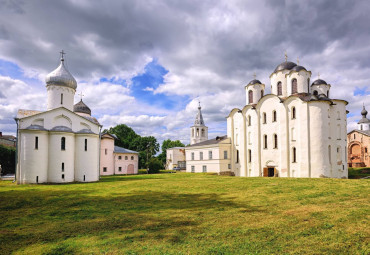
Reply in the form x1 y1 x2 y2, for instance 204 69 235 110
105 124 139 150
157 139 185 165
0 144 16 175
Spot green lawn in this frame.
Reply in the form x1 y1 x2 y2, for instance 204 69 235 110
349 167 370 179
0 174 369 255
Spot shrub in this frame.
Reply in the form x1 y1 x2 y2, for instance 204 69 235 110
147 157 163 174
0 144 16 175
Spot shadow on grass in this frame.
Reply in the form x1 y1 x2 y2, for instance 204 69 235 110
0 188 260 254
98 175 164 183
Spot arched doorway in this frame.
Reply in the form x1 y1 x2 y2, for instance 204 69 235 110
127 164 134 174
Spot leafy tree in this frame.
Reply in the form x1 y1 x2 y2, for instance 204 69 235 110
147 157 162 174
0 144 16 175
157 139 185 165
105 124 139 150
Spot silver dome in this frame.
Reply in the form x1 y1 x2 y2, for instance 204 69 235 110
45 57 77 90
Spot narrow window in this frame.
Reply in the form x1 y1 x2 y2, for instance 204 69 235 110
201 129 205 137
292 79 298 94
196 128 199 137
292 107 296 119
277 82 282 96
191 166 195 173
200 152 203 160
61 137 66 150
36 176 39 183
83 175 86 181
248 115 251 126
292 147 297 163
103 167 107 172
264 135 267 149
62 162 64 172
84 139 87 151
248 90 253 104
224 150 228 159
328 145 331 164
125 156 128 160
263 113 267 124
35 136 39 150
354 134 356 139
191 152 194 160
236 150 239 163
202 165 207 173
61 93 63 104
105 148 107 155
119 167 122 172
118 156 122 160
209 151 212 160
248 150 252 162
261 90 264 98
307 78 310 92
228 164 231 169
327 91 329 97
62 174 65 179
365 147 368 153
274 134 278 149
131 156 134 160
313 90 318 96
273 111 277 122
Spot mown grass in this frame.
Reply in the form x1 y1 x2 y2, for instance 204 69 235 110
0 173 369 254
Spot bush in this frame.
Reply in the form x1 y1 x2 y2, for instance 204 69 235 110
0 144 16 175
147 158 163 174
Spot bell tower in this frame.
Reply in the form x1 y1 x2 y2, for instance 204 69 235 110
190 102 208 145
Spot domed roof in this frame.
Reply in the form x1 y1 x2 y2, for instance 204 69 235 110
74 99 91 115
274 61 297 72
361 106 368 116
45 56 77 90
248 79 262 85
358 105 370 124
311 79 327 85
291 65 307 72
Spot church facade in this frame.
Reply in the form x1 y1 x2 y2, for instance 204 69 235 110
227 59 348 178
15 53 102 184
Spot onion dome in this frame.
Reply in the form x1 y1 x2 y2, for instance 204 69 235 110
248 79 262 85
311 79 327 85
361 105 368 116
74 99 91 116
274 61 297 72
358 105 370 124
291 65 307 72
45 54 77 90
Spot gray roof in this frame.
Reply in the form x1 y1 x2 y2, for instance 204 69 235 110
23 124 48 131
248 79 262 85
74 100 91 115
80 115 100 125
50 126 73 132
76 129 96 134
274 61 297 72
45 57 77 89
349 129 370 136
292 65 307 72
312 79 327 85
114 146 139 154
187 135 228 147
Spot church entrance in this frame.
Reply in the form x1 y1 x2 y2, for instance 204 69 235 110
263 167 276 177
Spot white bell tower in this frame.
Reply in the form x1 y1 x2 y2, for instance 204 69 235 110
190 102 208 145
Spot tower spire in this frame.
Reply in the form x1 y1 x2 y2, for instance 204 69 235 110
194 101 205 126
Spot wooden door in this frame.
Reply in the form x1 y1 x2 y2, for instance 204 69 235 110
127 164 134 174
263 168 268 177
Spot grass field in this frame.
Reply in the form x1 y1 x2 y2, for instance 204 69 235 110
0 173 369 255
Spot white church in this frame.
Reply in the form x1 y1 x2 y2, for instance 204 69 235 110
15 52 102 184
184 57 348 178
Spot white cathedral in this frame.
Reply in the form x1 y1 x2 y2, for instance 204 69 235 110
185 58 348 178
15 52 102 184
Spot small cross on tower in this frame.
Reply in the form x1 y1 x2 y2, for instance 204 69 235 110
253 72 256 79
284 51 288 62
297 56 299 65
60 50 66 61
318 72 320 79
78 91 84 101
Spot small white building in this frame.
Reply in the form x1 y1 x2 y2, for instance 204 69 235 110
15 52 102 184
100 133 139 175
166 147 185 170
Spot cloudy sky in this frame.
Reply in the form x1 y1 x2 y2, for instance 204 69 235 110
0 0 369 145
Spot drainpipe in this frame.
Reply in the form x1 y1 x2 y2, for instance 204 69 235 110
13 118 19 183
98 125 102 180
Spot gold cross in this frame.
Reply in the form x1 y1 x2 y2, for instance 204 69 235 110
78 91 84 101
284 51 288 62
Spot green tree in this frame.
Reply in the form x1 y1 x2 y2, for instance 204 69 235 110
105 124 139 150
157 139 185 165
0 144 16 175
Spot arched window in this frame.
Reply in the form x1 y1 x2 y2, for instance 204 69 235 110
125 156 128 160
61 137 66 150
248 115 251 126
263 112 267 124
274 134 278 149
277 82 282 96
201 129 205 137
248 90 253 104
131 156 134 160
261 90 264 98
327 91 329 97
292 107 296 119
292 147 297 163
264 135 267 149
292 79 298 94
196 128 199 137
248 149 252 162
313 90 318 96
272 111 277 122
328 145 331 164
307 78 310 92
61 93 63 104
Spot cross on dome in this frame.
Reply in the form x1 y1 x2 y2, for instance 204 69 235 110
297 57 299 65
284 51 288 62
79 91 84 101
253 72 256 79
318 72 320 79
60 50 66 61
